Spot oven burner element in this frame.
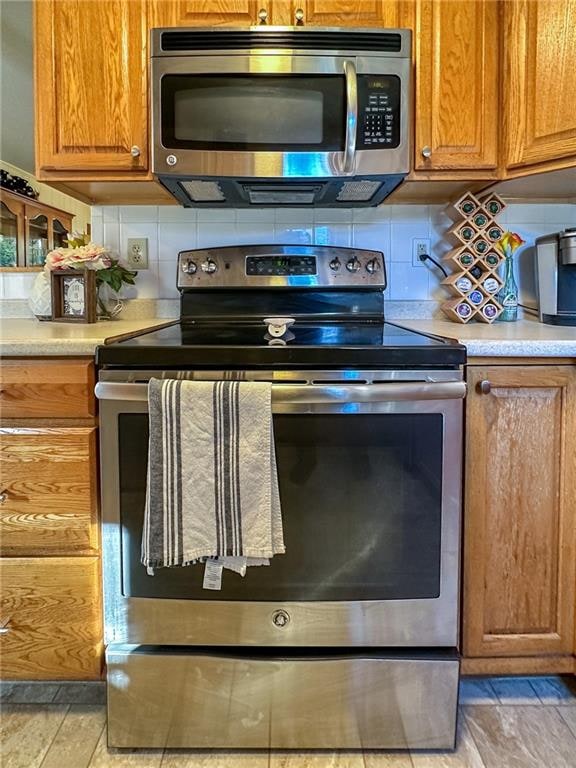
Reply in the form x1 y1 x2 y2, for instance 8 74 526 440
272 609 290 628
264 317 296 338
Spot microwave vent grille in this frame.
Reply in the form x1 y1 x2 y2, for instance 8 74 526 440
160 30 403 54
336 180 383 202
180 180 225 202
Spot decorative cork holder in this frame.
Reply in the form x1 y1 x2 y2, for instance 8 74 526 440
441 192 507 323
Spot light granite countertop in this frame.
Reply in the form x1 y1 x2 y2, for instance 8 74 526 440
1 315 575 358
0 318 177 357
399 316 576 358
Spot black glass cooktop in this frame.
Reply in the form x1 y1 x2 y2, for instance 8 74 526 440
97 320 466 369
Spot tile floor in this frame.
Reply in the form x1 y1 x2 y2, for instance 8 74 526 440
1 676 576 767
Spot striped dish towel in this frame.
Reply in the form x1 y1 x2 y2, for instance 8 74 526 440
142 379 285 573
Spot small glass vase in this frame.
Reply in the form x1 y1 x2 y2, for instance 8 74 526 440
28 270 52 320
497 249 519 322
96 282 123 320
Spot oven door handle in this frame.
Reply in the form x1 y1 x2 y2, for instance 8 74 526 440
95 381 466 404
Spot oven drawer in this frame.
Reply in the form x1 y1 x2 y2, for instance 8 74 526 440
106 645 459 749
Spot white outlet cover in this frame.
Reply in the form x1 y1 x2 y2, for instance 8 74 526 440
126 238 149 269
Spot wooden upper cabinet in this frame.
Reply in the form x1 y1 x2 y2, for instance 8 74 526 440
148 1 272 26
504 0 576 171
276 1 408 27
35 1 149 175
410 0 499 173
463 366 576 660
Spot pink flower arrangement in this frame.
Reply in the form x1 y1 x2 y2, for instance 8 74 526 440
44 232 137 317
44 232 112 272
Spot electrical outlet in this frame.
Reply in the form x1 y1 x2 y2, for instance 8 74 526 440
412 238 431 267
126 238 149 269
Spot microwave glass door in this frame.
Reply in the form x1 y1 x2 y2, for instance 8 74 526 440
118 411 443 601
161 75 346 151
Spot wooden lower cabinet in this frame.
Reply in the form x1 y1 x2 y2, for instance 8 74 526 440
463 365 576 674
0 357 103 681
0 557 103 680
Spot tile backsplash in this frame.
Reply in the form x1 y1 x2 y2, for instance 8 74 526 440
2 203 574 310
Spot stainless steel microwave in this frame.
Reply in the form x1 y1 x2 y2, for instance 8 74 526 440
151 27 412 208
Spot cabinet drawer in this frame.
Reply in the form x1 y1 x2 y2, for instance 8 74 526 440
0 428 98 556
0 557 103 680
0 359 95 419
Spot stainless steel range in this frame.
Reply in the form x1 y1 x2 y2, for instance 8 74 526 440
96 244 466 750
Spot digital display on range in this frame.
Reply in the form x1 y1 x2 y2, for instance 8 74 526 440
246 255 317 276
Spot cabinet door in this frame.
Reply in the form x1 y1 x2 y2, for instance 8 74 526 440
25 205 49 267
0 557 102 680
148 1 271 26
463 366 576 659
0 197 24 268
0 428 99 557
504 0 576 170
279 1 407 27
412 0 499 172
35 1 148 174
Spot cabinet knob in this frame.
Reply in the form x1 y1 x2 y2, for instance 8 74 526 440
130 145 141 158
257 8 268 24
295 7 305 25
0 618 11 635
0 491 7 505
478 380 491 394
421 146 432 159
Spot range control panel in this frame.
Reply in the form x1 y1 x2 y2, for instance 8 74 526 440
357 75 401 149
177 246 386 289
246 255 316 276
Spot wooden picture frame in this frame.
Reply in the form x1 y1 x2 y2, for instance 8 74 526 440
51 269 97 323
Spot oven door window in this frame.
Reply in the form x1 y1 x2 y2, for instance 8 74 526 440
119 412 443 601
160 74 345 152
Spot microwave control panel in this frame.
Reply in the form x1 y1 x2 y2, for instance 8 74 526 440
357 75 401 149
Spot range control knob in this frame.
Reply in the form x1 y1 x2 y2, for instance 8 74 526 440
346 257 361 273
329 257 341 272
201 259 218 274
182 259 197 275
366 258 380 274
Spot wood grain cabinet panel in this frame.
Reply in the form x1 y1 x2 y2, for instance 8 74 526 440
0 428 98 556
149 0 271 26
463 366 576 660
411 0 499 172
278 1 408 27
35 0 148 174
0 557 102 680
504 0 576 171
0 359 95 419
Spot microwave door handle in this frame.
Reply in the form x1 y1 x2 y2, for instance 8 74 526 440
342 60 358 175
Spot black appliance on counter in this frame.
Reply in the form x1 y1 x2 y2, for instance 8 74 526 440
96 244 466 750
535 228 576 325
